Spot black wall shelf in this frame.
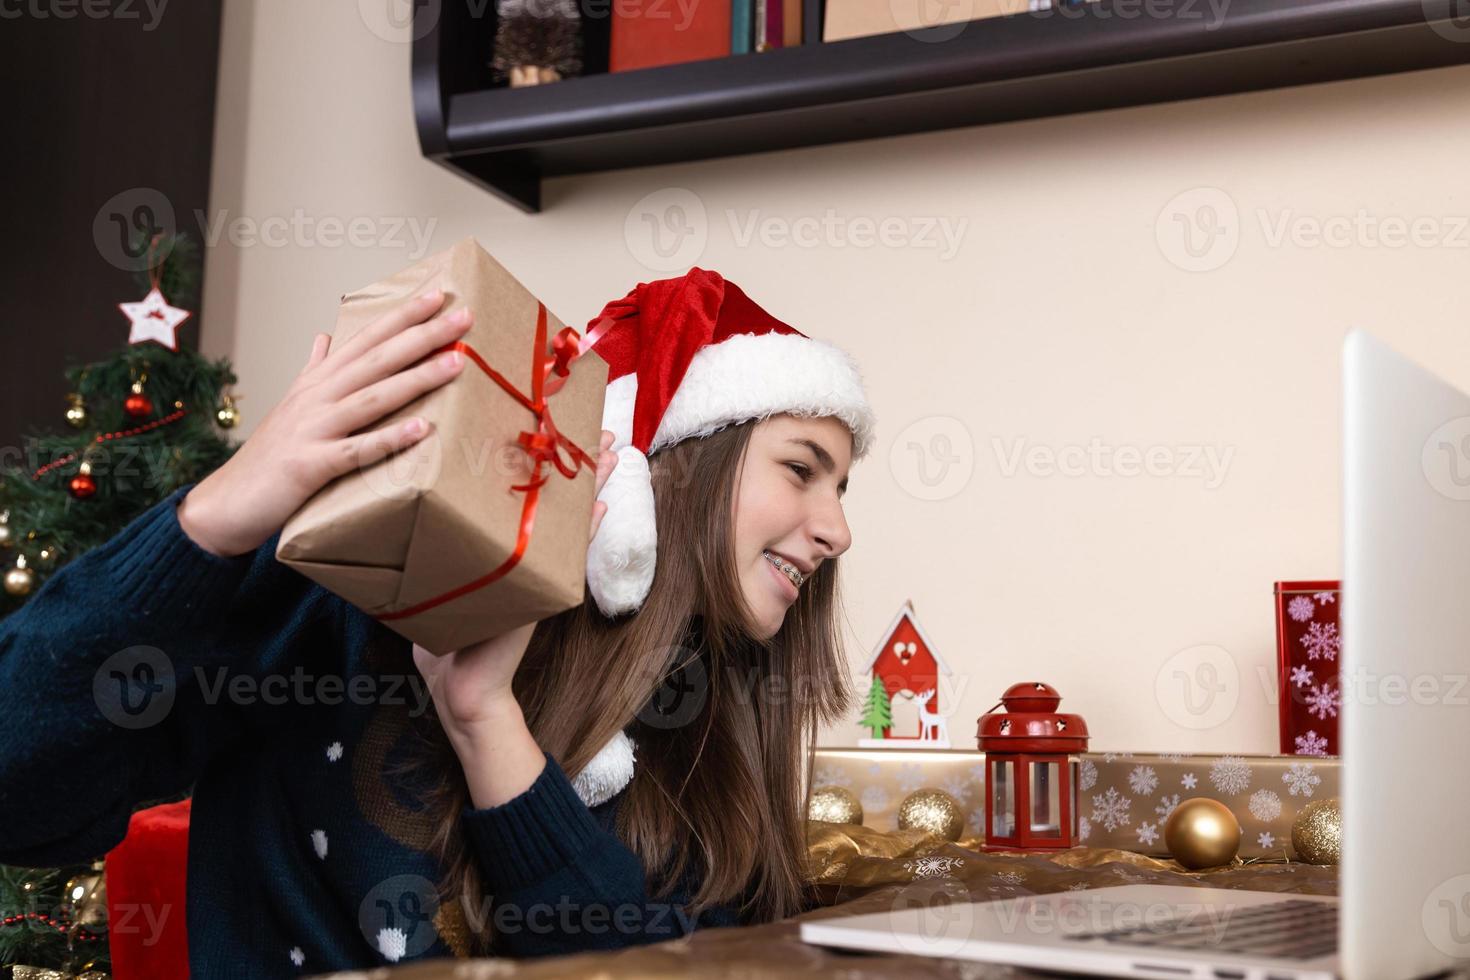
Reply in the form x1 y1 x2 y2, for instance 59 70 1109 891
413 0 1470 213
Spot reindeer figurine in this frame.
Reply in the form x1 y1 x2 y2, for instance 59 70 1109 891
915 688 950 746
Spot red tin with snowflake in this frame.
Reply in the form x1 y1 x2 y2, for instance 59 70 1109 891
1274 580 1341 757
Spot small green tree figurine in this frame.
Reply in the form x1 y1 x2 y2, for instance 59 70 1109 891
859 675 893 739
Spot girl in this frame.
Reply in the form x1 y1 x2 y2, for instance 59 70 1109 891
0 268 874 974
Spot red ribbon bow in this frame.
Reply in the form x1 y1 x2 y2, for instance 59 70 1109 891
376 305 613 622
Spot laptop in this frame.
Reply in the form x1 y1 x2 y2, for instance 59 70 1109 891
800 330 1470 980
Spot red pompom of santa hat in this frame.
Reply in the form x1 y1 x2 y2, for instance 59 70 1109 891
582 267 875 617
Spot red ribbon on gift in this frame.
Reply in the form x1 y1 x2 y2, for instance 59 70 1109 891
376 305 614 623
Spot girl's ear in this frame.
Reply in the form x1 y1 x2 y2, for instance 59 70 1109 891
586 446 658 617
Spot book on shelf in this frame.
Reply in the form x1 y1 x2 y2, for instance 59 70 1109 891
609 0 734 71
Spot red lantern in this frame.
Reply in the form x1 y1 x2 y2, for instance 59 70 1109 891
976 682 1089 851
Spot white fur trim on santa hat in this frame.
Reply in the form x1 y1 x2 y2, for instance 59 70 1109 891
600 374 638 454
570 730 637 807
653 331 875 458
586 445 657 618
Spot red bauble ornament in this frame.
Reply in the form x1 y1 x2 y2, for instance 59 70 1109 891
124 392 154 418
69 472 97 499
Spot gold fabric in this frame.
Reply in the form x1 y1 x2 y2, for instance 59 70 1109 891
311 823 1344 980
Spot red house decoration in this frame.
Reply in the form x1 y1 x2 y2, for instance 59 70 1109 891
858 599 954 747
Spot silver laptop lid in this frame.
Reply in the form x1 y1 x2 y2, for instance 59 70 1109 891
1342 329 1470 979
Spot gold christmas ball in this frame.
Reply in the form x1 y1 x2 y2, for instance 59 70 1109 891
63 875 107 928
1291 798 1342 865
1164 797 1241 869
809 785 863 825
65 392 87 428
4 561 35 596
0 524 10 548
897 788 965 841
215 397 240 428
64 871 107 928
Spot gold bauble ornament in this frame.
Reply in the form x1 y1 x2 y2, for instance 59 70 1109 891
0 508 10 548
64 870 107 929
1291 797 1342 865
65 391 88 428
809 785 863 825
215 391 240 428
897 788 965 842
4 554 35 596
1163 797 1241 869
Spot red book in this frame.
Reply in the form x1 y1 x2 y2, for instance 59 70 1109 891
610 0 734 72
1274 580 1342 757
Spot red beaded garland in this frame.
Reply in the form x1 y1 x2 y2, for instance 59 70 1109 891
31 407 188 481
0 909 102 941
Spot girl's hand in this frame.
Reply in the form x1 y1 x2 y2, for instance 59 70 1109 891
178 287 471 557
413 430 618 744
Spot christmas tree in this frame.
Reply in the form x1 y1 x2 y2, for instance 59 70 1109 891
0 231 242 615
859 675 893 739
0 230 242 975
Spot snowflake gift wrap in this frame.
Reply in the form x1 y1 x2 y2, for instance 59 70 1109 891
812 748 1339 860
1275 581 1343 756
1079 752 1338 860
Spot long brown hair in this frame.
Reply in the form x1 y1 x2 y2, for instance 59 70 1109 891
410 418 854 956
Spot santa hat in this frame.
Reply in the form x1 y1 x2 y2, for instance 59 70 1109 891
582 268 876 620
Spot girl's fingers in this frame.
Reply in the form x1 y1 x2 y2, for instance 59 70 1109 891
588 449 617 539
332 346 465 436
304 333 330 372
327 416 432 480
323 307 472 403
593 449 616 496
324 287 447 370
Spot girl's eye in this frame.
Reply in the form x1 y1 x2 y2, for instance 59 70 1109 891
786 462 813 482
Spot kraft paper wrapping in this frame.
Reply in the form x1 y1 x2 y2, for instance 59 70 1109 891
808 748 1339 859
276 238 608 655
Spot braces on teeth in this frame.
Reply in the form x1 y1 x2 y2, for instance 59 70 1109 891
763 550 805 588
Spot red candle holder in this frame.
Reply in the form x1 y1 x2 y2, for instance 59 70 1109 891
976 682 1089 851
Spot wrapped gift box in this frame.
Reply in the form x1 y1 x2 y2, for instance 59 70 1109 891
812 748 1339 860
1275 580 1343 756
276 238 609 654
1077 751 1338 858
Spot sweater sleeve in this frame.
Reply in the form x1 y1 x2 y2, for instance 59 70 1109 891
0 482 339 867
459 751 741 958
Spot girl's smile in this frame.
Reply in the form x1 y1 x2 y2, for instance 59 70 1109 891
762 550 802 602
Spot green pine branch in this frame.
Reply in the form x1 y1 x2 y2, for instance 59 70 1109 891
0 863 110 972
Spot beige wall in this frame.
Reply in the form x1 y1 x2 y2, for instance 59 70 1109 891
203 0 1470 755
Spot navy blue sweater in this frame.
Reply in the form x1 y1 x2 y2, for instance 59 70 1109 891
0 483 738 975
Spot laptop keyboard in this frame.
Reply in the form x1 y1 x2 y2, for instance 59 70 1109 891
1062 898 1338 960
